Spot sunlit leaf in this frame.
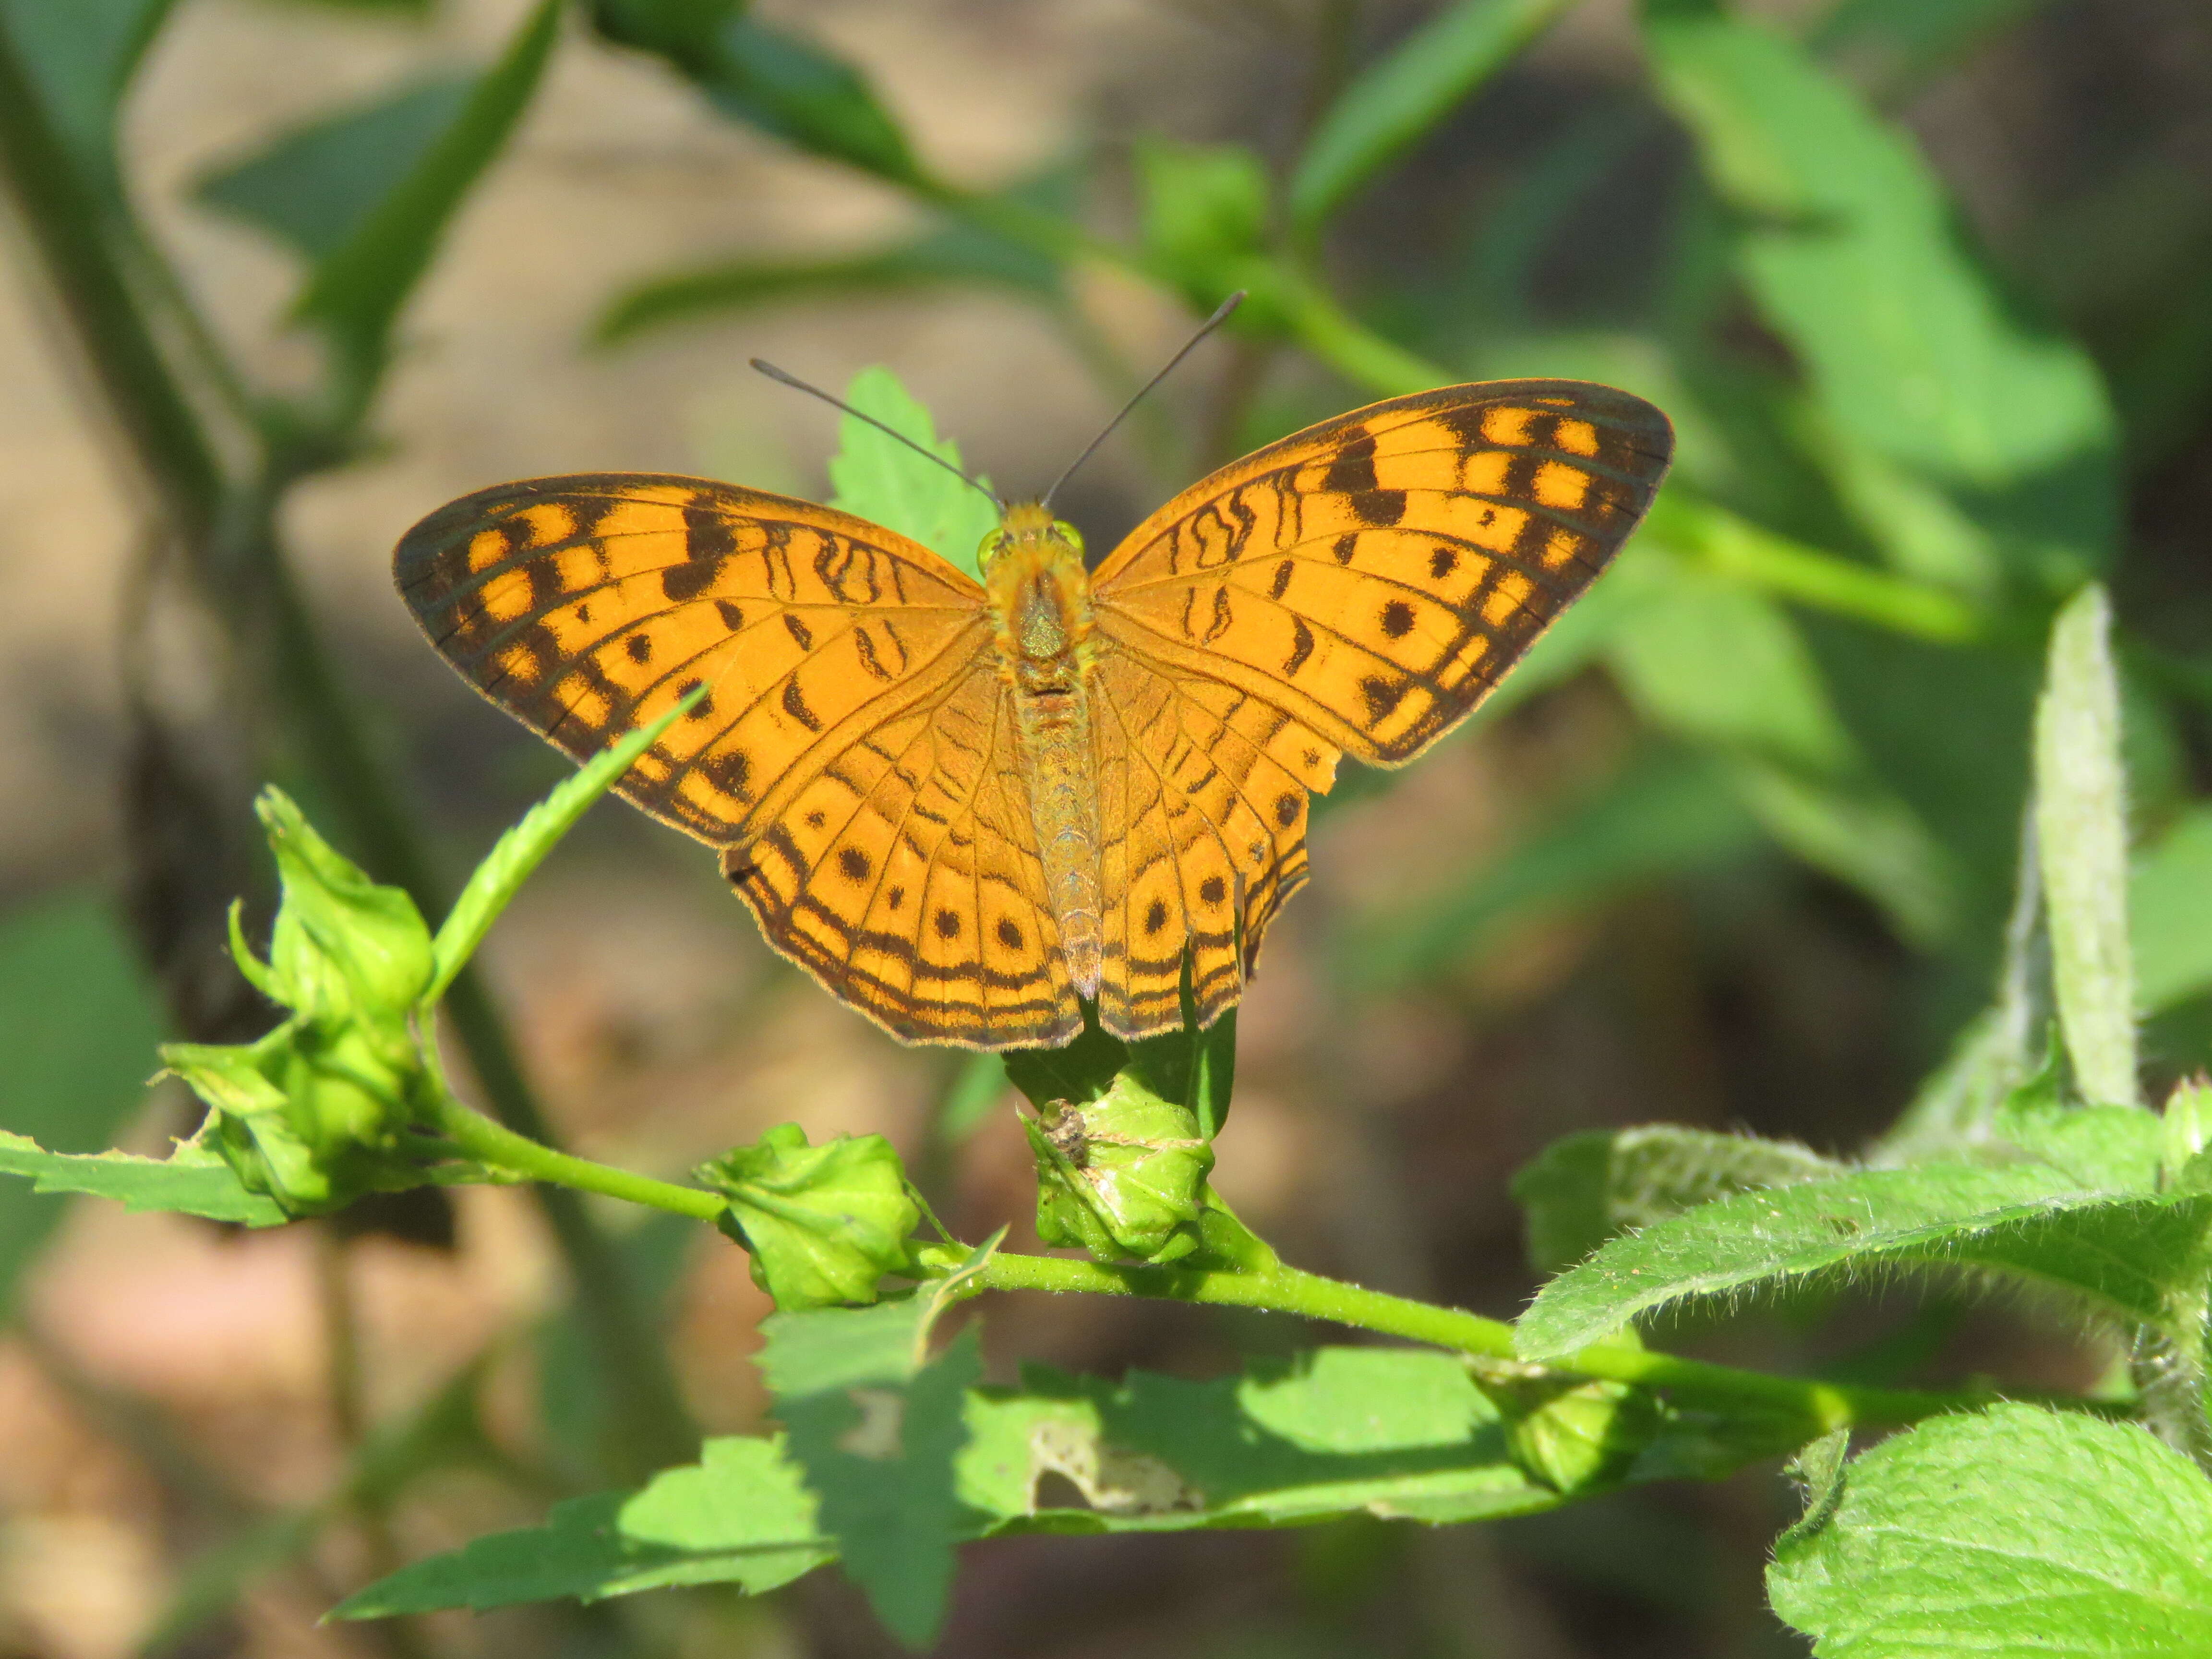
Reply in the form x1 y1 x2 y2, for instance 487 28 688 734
825 366 999 577
1769 1405 2212 1656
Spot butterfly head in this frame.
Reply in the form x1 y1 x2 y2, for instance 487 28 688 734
979 500 1085 574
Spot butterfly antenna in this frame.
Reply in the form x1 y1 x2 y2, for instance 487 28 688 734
1041 290 1244 513
750 359 1004 510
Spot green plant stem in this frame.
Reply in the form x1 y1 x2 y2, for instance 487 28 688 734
954 1251 1962 1430
440 1112 2044 1436
427 1089 725 1223
0 23 224 540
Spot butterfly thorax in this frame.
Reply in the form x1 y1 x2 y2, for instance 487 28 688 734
981 504 1105 1002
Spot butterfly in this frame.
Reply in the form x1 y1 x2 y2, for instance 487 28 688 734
394 379 1672 1050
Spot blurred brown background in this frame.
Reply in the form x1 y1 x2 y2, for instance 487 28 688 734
4 0 2210 1655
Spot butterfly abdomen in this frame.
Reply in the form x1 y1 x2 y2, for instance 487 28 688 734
986 514 1106 1002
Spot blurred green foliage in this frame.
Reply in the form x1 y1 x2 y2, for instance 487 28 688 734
5 0 2212 1655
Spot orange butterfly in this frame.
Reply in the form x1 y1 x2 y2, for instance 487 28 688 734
395 380 1671 1049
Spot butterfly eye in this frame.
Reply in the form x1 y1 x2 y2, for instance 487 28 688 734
1053 520 1085 557
978 529 1009 569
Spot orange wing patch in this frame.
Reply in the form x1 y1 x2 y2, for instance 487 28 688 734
1091 380 1673 765
395 474 992 847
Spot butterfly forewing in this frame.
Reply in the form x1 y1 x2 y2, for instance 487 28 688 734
1090 381 1674 765
394 474 993 841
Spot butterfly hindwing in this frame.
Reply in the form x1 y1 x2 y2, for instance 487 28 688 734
1090 381 1674 765
1090 650 1338 1037
722 668 1079 1049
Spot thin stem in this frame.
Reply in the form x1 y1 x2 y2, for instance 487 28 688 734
443 1095 2059 1437
426 1086 724 1224
938 1250 2029 1431
314 1230 435 1659
0 20 224 540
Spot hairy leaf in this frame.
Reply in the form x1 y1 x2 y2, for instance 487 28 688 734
2035 586 2139 1104
1517 1162 2212 1358
1768 1405 2212 1656
1514 1126 1841 1277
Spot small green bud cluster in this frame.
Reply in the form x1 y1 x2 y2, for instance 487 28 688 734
163 790 437 1214
700 1124 923 1309
1023 1079 1214 1265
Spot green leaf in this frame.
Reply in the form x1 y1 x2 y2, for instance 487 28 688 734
429 690 704 1001
824 366 999 577
292 0 560 402
1768 1404 2212 1656
340 1346 1567 1617
195 79 472 262
1289 0 1574 236
334 1437 831 1617
1134 138 1280 324
0 892 163 1310
1644 0 2117 587
968 1346 1551 1528
1516 1163 2212 1359
701 1124 921 1310
0 1131 287 1228
586 0 918 182
2135 805 2212 1013
594 221 1060 345
757 1239 998 1646
1989 1096 2161 1195
0 0 176 184
2034 586 2139 1105
1605 553 1854 773
1513 1126 1842 1277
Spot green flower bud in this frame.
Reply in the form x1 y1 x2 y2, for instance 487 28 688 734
255 788 434 1020
1024 1079 1213 1265
700 1124 921 1310
162 1014 424 1217
1490 1373 1660 1496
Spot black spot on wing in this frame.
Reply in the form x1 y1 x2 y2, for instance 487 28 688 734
782 679 822 733
704 748 752 803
